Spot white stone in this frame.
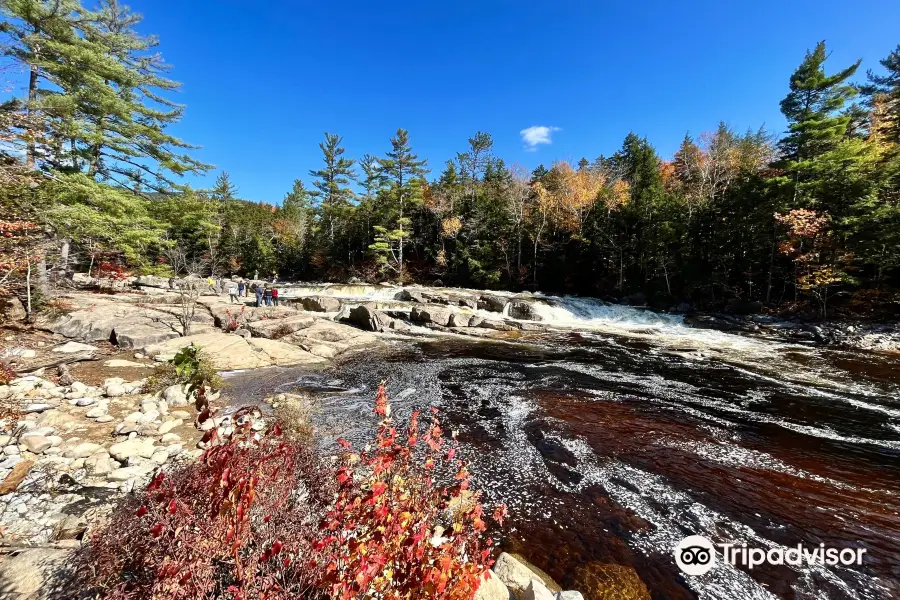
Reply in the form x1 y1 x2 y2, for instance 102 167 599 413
95 415 114 423
140 401 158 414
495 554 552 599
0 434 10 446
71 381 87 393
21 435 52 454
474 570 511 600
23 404 52 414
108 438 156 462
84 454 113 476
157 419 183 435
53 342 98 354
123 411 143 423
138 410 160 424
103 359 151 368
75 397 96 407
163 384 188 407
150 450 169 465
556 592 584 600
46 435 63 447
166 444 184 457
105 383 127 398
161 432 181 444
107 465 154 482
67 443 103 459
3 446 20 456
523 580 554 600
85 406 107 419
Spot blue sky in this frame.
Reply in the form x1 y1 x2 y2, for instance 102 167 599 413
29 1 900 202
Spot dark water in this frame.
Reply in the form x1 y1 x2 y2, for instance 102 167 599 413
224 327 900 600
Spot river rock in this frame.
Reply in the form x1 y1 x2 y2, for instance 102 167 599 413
85 454 114 476
300 296 342 312
410 305 455 327
108 438 156 461
23 403 53 414
478 294 508 312
107 465 154 482
0 547 75 599
396 288 427 303
506 300 543 321
66 442 103 458
556 592 584 600
157 419 183 435
347 304 394 332
21 435 52 454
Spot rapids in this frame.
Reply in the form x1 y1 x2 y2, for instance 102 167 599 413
224 286 900 599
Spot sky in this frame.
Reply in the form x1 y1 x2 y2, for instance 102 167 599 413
26 0 900 202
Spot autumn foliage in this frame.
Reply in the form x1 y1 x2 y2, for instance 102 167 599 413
78 385 504 600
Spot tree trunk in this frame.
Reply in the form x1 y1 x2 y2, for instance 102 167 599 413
26 65 38 170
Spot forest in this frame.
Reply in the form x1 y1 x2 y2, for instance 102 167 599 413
1 0 899 319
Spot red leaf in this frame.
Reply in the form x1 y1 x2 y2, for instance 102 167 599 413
135 505 148 517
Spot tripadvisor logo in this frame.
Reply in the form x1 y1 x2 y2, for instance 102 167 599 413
673 535 867 576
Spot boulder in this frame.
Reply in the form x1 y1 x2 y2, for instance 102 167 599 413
145 332 322 370
85 453 114 476
300 296 342 312
108 438 157 462
725 298 763 315
621 292 647 307
0 296 27 322
105 383 127 397
556 592 585 600
164 384 189 406
107 465 155 482
396 288 427 303
0 547 75 599
506 300 543 322
494 553 561 598
524 580 555 600
21 435 52 454
449 294 478 310
246 314 314 339
66 443 103 458
478 294 508 313
410 305 456 327
475 570 512 600
347 304 394 332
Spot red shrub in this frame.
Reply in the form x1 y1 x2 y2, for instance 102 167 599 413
223 305 247 332
77 409 330 599
316 385 504 600
77 387 505 600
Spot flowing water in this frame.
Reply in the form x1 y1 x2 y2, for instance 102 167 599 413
225 289 900 600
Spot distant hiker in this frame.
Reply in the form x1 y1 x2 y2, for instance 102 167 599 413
237 280 245 297
271 287 279 306
254 284 263 307
227 281 239 304
263 285 273 306
272 272 278 284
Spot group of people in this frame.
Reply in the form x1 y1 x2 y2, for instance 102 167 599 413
226 279 280 307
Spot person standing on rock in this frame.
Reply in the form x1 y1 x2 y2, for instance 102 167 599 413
237 279 245 298
271 286 279 306
263 284 273 306
227 281 239 304
254 283 263 307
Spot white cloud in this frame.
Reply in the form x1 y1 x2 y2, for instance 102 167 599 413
520 125 560 151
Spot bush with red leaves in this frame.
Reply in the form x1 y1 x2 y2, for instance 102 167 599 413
316 384 504 600
77 408 331 600
77 387 505 600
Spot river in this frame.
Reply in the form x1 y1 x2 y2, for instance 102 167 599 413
224 290 900 600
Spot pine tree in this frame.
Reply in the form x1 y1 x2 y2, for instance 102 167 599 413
211 171 238 201
775 41 864 214
371 128 427 279
309 132 356 247
862 44 900 146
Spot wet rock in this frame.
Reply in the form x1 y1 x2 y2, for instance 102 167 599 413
506 300 543 321
396 288 427 303
621 292 647 307
300 296 342 312
478 294 507 313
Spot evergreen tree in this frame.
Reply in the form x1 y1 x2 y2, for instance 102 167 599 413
371 128 427 279
309 132 356 248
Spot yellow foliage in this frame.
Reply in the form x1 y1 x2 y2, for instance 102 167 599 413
441 216 462 238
